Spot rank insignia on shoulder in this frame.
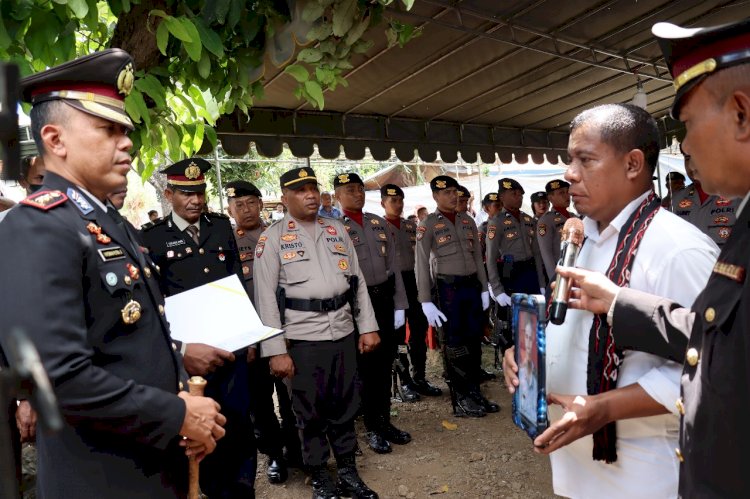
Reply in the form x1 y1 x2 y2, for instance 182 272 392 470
66 188 94 215
20 190 68 211
713 261 745 283
288 220 296 230
236 229 245 236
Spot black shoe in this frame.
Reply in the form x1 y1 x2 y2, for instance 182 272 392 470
479 368 497 382
379 422 412 445
365 431 392 454
394 383 421 403
469 390 500 413
410 378 443 396
453 392 486 418
311 466 339 499
267 457 288 484
336 458 379 499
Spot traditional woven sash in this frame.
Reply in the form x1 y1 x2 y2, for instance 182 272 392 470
587 191 661 463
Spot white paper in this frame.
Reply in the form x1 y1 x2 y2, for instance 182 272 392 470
165 274 283 352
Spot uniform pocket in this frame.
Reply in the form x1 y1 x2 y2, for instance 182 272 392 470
281 254 312 284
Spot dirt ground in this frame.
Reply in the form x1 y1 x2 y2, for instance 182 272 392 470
20 347 557 499
255 347 556 499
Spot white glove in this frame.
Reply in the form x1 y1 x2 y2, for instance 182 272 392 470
540 288 546 296
495 293 512 307
394 309 406 329
421 302 447 328
481 291 490 311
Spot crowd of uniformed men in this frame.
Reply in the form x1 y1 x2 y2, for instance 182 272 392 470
1 14 748 499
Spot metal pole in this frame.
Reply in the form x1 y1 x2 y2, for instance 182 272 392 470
214 145 223 212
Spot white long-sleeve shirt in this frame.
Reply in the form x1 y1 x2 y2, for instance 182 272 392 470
546 190 719 499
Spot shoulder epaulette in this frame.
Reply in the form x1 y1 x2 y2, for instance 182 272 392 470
19 190 67 211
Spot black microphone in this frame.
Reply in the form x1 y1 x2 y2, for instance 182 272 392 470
549 217 585 325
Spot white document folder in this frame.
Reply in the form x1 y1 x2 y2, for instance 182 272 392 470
164 274 283 352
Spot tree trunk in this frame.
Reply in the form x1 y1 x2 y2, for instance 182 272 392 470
109 0 169 72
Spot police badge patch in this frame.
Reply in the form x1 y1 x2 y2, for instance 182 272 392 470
538 223 547 236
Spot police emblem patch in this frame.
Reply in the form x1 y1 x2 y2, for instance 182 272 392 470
437 235 452 244
538 223 547 236
435 180 446 189
283 251 297 260
255 244 265 258
506 232 517 239
281 234 298 242
714 215 729 224
184 162 201 180
338 259 349 270
243 265 250 275
488 226 496 240
718 227 731 239
326 226 337 235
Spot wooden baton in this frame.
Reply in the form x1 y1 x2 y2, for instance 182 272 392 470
187 376 207 499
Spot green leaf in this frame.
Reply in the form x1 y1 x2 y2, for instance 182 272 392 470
125 89 151 128
194 18 224 57
124 94 142 124
352 39 374 54
332 0 357 37
165 16 192 42
304 80 324 110
197 51 211 79
301 1 326 23
284 63 309 83
66 0 89 19
134 74 166 109
165 125 182 161
344 15 369 46
336 59 353 69
385 26 397 47
307 22 333 41
297 48 323 63
180 18 202 61
149 9 168 19
315 67 335 86
156 21 169 55
0 17 11 50
400 0 415 10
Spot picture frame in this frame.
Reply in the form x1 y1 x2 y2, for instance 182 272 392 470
511 293 549 440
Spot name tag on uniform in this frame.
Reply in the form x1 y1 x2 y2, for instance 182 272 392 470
98 247 125 261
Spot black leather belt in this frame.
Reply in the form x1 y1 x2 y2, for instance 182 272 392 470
285 291 350 312
368 274 395 296
436 273 478 286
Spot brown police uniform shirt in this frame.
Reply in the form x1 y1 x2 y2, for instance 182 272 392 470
385 217 417 272
536 208 571 281
485 208 546 295
233 224 265 305
341 213 408 310
672 186 738 247
414 210 488 303
256 215 378 357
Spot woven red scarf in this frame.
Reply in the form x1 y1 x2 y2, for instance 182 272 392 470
586 191 661 463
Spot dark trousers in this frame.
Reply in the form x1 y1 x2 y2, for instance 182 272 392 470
436 275 484 393
200 353 257 499
498 258 540 296
248 357 300 460
287 334 360 467
398 270 429 380
359 280 396 430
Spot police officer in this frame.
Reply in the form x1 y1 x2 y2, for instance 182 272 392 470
142 159 256 499
335 172 411 454
536 179 573 282
381 184 442 402
672 154 737 247
530 191 549 220
415 175 497 417
477 192 503 260
550 18 750 496
0 49 225 498
225 180 301 485
456 184 471 214
660 171 685 210
256 167 379 499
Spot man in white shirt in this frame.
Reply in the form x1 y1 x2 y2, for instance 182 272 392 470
503 103 718 498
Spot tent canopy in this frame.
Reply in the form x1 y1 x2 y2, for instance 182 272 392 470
213 0 746 164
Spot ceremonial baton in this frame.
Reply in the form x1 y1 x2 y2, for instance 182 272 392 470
187 376 207 499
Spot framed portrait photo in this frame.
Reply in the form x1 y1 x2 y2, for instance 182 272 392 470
511 293 549 440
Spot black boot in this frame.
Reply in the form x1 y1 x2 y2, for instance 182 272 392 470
379 418 412 445
478 367 497 382
267 455 289 484
448 383 486 418
469 388 500 413
410 377 443 396
392 354 420 403
311 465 339 499
365 430 392 454
336 454 379 499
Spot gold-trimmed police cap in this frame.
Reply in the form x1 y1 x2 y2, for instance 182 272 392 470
333 172 364 188
530 191 547 203
457 185 470 198
161 158 211 193
280 167 318 190
653 18 750 118
430 175 459 192
21 48 135 130
380 183 405 198
482 192 499 204
225 180 262 199
545 179 570 193
498 177 524 193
